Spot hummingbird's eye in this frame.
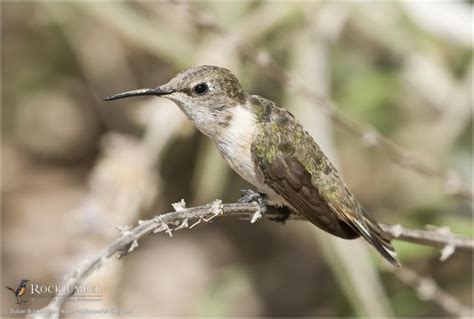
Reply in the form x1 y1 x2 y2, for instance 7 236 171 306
193 83 208 95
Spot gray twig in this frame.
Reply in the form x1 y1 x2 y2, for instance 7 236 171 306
380 224 473 253
391 266 473 318
27 200 473 319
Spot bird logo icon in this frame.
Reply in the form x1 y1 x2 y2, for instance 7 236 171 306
6 279 29 304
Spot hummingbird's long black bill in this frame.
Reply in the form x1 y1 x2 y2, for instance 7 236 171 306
103 87 174 101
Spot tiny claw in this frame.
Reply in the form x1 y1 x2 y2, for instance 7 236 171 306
238 189 268 220
250 209 263 223
239 189 263 203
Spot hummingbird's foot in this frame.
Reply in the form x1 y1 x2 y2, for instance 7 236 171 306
238 189 268 223
269 206 292 224
238 189 266 204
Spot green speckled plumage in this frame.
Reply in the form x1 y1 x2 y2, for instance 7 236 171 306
249 95 398 265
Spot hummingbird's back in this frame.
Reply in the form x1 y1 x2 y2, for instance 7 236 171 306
249 95 399 266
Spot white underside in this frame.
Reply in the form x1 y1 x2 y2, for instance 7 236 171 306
214 104 287 206
214 105 259 185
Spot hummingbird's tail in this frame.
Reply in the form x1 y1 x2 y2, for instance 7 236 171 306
354 209 400 266
6 286 15 294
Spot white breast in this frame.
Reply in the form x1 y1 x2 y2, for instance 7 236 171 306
214 105 289 207
215 105 261 187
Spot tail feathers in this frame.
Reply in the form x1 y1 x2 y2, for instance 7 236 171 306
353 213 400 267
366 225 400 267
6 286 15 293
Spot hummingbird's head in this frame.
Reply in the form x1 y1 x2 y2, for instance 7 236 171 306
104 65 248 136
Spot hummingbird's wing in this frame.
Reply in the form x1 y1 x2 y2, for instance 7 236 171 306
250 96 399 266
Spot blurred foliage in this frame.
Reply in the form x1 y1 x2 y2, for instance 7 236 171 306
332 52 399 134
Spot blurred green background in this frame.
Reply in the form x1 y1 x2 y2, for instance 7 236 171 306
2 1 472 318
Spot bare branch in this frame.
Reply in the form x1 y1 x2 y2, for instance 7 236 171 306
391 267 473 318
380 224 474 254
27 200 473 319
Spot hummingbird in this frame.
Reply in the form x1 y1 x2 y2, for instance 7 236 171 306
6 279 29 304
104 65 400 266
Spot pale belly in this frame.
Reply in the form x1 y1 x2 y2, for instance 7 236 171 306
214 142 286 207
216 139 259 187
214 104 288 207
